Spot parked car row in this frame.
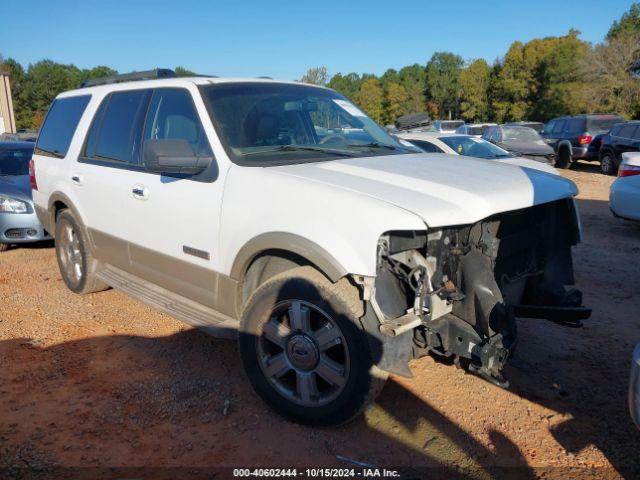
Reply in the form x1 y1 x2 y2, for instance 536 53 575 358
397 113 640 175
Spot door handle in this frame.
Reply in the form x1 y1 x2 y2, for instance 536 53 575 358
132 184 149 200
71 174 83 185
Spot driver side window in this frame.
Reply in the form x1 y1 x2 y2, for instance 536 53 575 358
143 88 212 156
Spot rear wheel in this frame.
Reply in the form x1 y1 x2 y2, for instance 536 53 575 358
239 266 387 426
600 152 617 176
556 147 572 169
55 210 108 294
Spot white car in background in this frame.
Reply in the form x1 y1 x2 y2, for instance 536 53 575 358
397 132 558 175
455 123 497 137
610 152 640 221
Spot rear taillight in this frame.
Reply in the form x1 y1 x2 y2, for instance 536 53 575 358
29 159 38 190
578 134 593 145
618 165 640 177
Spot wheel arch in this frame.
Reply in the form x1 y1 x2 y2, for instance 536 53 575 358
46 192 88 242
231 232 348 284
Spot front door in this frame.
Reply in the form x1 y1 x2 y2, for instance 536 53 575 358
122 87 226 309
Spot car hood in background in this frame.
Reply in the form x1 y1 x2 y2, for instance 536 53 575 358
271 153 577 227
0 175 33 202
497 140 555 156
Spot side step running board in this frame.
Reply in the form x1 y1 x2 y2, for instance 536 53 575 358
97 265 239 339
512 304 592 328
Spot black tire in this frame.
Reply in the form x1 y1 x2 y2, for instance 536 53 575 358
0 243 9 252
239 266 387 426
556 147 572 169
600 152 617 176
54 209 108 295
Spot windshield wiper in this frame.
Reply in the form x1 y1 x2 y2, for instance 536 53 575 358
241 145 357 157
348 141 398 151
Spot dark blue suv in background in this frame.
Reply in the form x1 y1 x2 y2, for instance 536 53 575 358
541 114 624 169
599 121 640 175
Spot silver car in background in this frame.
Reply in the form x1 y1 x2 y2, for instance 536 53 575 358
0 141 51 252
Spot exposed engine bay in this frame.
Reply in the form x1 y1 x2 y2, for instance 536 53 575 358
362 198 591 387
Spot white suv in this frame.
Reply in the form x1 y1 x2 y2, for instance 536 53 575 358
31 69 590 426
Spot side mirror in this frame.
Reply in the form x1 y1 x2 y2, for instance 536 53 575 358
143 139 212 175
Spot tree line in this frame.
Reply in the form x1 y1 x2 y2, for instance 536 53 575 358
303 4 640 125
1 4 639 131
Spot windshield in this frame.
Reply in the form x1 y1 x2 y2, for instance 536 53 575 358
502 126 542 142
201 83 412 166
439 136 514 159
439 121 464 131
0 147 33 175
466 126 485 135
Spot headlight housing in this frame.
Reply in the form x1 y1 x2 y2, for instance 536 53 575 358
0 195 29 214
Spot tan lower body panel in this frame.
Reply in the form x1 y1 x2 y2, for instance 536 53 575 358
96 264 239 340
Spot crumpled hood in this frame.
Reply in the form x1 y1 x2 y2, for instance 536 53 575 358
0 175 32 201
270 153 578 227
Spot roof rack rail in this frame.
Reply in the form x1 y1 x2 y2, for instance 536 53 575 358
80 68 176 88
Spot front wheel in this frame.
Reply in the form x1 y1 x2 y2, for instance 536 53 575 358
239 266 386 426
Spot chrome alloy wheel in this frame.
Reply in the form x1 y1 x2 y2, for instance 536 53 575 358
257 300 350 407
58 220 83 285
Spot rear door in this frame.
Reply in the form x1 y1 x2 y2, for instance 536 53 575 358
73 88 151 272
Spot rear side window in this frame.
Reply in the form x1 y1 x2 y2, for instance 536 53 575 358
84 89 150 164
566 119 584 134
619 124 637 139
35 95 91 158
552 120 566 134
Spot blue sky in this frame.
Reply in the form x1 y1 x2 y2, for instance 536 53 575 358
1 0 633 80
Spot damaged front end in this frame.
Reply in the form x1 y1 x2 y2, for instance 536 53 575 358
360 198 591 387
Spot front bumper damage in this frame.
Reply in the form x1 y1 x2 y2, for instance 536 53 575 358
360 198 591 387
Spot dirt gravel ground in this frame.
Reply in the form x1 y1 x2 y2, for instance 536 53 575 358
1 163 639 479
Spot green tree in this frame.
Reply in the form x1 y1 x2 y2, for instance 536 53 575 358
382 82 408 124
398 64 427 115
459 59 491 121
607 3 640 39
327 72 361 101
0 57 30 129
535 32 590 119
174 66 196 76
299 66 328 86
354 78 384 124
581 32 640 118
425 52 464 119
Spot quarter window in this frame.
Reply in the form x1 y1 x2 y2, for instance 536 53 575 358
35 95 91 158
84 89 150 164
143 88 211 156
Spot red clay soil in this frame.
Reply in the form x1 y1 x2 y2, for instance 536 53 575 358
1 163 638 479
